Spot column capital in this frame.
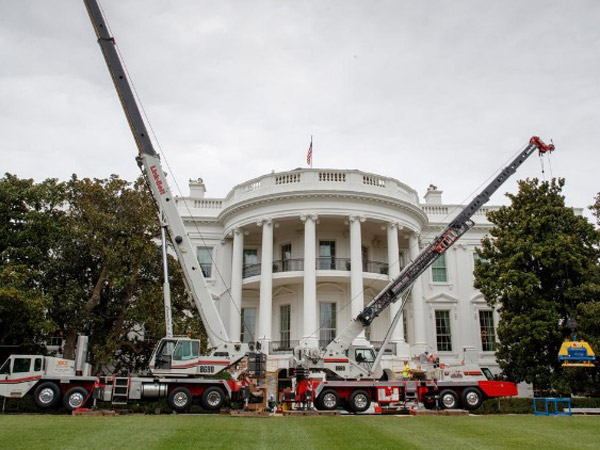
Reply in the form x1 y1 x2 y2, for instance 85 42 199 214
348 214 366 223
233 227 249 236
300 213 318 223
256 217 273 227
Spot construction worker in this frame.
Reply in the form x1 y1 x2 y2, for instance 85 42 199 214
402 361 411 380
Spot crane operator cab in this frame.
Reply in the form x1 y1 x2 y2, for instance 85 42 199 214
149 337 205 376
353 347 377 371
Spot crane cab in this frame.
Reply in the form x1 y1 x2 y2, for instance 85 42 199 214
149 337 202 376
558 340 596 367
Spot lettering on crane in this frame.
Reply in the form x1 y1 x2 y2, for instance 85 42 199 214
150 165 166 195
198 366 214 374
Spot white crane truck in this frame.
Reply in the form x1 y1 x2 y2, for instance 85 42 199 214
291 134 554 413
0 0 554 414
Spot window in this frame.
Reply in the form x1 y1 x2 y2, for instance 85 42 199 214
243 249 259 277
361 245 369 271
280 305 291 348
243 249 258 265
173 340 200 361
432 254 447 282
0 359 10 375
355 348 375 364
435 310 452 352
241 307 257 343
34 358 42 372
318 241 336 270
319 302 337 346
479 310 497 352
197 247 213 278
398 251 405 270
12 358 31 373
281 244 292 271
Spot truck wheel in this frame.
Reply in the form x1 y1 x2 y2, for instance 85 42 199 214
440 389 460 409
167 387 192 412
33 382 61 409
461 388 483 410
348 390 371 413
63 387 89 411
316 389 340 410
200 386 226 411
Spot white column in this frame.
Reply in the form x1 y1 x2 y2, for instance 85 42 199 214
301 214 318 347
349 215 367 345
387 223 407 355
258 218 273 350
409 232 427 352
229 228 244 342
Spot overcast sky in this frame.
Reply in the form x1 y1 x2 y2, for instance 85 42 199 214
1 0 599 215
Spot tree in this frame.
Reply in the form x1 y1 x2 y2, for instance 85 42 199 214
474 178 600 391
0 174 65 354
0 173 204 373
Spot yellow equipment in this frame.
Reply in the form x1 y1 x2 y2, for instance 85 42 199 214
558 340 596 367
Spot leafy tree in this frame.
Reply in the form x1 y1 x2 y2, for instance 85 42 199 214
0 174 65 353
474 178 600 391
0 173 204 373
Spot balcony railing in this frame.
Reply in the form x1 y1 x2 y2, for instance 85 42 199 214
269 340 299 354
242 258 391 278
363 260 389 275
273 258 304 273
243 263 261 278
316 257 351 271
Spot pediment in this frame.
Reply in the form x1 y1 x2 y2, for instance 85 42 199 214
242 289 259 299
316 283 346 294
425 292 459 304
273 286 296 297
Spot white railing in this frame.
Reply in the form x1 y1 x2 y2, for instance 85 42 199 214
319 171 346 182
275 173 301 185
362 175 386 188
240 180 261 193
193 199 222 209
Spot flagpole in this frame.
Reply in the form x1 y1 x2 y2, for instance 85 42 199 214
310 135 313 168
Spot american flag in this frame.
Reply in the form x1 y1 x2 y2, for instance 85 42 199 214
307 137 313 166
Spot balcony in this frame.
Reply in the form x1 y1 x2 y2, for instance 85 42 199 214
269 340 300 354
242 258 392 278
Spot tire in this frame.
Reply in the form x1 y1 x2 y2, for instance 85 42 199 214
63 387 89 412
167 387 193 413
33 382 61 409
461 387 483 410
440 389 460 410
348 390 371 413
316 389 340 411
200 386 226 411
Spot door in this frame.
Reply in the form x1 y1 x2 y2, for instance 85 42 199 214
1 356 42 398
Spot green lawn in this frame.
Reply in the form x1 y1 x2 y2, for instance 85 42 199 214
0 415 598 450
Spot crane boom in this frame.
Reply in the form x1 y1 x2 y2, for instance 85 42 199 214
325 137 554 358
83 0 230 347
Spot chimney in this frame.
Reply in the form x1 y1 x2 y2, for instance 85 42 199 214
424 184 443 205
189 178 206 198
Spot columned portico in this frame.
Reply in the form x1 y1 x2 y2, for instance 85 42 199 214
387 222 409 356
349 215 367 345
230 228 244 342
258 218 273 348
301 214 318 347
408 232 427 353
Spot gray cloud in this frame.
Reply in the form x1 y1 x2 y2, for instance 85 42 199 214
1 0 599 215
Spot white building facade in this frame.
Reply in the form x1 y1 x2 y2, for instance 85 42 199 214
177 169 500 371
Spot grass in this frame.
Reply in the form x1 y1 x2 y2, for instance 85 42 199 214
0 415 599 450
